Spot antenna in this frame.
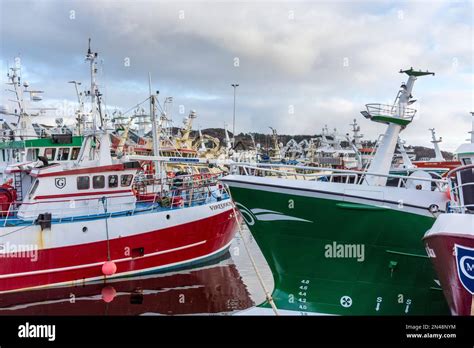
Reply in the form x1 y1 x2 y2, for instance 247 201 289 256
84 39 103 129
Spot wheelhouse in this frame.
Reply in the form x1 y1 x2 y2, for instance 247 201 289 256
18 162 140 220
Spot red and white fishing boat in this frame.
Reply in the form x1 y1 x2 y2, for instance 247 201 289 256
0 44 237 293
424 163 474 315
411 128 461 172
391 129 460 177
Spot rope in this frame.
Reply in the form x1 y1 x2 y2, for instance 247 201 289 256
101 197 111 261
0 224 32 238
226 187 279 316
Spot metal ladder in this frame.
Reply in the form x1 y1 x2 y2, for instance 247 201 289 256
14 172 23 201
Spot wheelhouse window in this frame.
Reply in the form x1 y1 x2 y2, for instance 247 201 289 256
77 176 90 190
57 148 71 161
26 148 38 161
120 174 133 187
92 175 105 189
108 175 118 188
44 148 56 161
71 148 80 160
463 158 472 165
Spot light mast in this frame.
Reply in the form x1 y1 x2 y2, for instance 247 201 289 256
362 68 434 186
429 128 445 162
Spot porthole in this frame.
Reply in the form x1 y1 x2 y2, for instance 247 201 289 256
82 226 88 233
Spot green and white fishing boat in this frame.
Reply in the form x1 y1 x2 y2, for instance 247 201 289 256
224 68 452 315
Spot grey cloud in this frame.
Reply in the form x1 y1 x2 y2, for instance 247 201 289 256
0 0 472 151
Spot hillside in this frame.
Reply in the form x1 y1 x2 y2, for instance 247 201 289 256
197 128 454 160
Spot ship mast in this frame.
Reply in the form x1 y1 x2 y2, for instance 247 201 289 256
85 38 100 128
429 128 444 161
454 112 474 165
350 119 363 150
68 80 85 135
470 112 474 144
4 64 42 140
362 68 434 186
8 67 25 115
148 73 161 178
397 137 415 169
76 40 112 167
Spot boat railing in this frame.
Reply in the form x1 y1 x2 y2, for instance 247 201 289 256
447 164 474 214
365 103 416 121
238 164 359 184
0 175 228 226
230 162 447 191
134 172 222 194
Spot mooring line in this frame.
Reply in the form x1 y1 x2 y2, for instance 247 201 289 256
226 187 279 316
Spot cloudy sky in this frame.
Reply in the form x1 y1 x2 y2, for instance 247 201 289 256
0 0 472 150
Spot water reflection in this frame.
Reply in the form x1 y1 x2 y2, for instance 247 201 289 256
0 226 273 316
0 252 254 316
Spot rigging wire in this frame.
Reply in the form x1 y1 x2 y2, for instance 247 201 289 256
226 186 279 316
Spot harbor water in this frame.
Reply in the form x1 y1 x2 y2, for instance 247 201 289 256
0 225 274 315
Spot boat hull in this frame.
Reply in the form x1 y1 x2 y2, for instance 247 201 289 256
412 160 461 170
223 176 450 315
0 200 237 292
423 213 474 315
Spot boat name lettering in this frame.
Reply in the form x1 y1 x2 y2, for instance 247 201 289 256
210 202 232 211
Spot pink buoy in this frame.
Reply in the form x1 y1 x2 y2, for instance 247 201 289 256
101 286 116 303
102 261 117 276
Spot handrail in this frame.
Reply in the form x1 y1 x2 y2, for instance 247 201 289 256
446 164 474 214
229 162 448 193
0 176 228 225
365 103 416 119
229 162 447 185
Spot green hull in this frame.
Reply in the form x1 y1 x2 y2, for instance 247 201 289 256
227 183 449 315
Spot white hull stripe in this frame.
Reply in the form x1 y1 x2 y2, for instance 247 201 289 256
0 240 232 294
224 179 441 216
0 240 206 279
234 307 334 316
0 199 234 251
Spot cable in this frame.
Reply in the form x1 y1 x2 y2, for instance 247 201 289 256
226 186 279 316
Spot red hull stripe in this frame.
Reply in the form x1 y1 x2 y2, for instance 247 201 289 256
413 161 461 168
34 189 133 200
0 209 237 292
0 241 232 294
32 164 128 177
